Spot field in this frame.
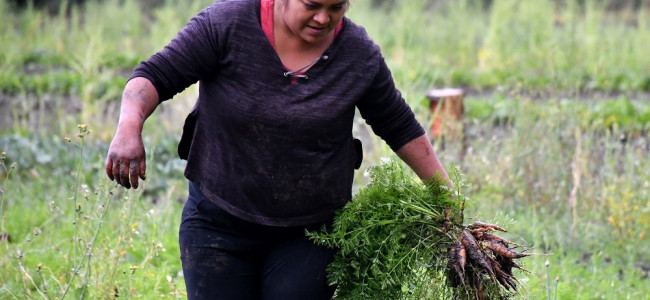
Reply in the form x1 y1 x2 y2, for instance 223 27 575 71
1 0 649 298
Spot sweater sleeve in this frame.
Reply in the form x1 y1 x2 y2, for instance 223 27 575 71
130 6 222 102
356 56 425 151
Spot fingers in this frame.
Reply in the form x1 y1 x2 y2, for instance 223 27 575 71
139 158 146 181
106 160 132 189
105 133 146 189
105 157 114 181
112 159 121 186
119 160 131 189
108 157 144 189
129 161 139 189
106 149 146 189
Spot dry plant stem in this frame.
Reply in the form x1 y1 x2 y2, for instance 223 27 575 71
451 170 465 222
36 267 51 299
2 287 21 299
108 234 125 288
72 137 84 269
19 264 49 299
140 220 162 268
107 192 136 291
129 266 137 300
61 191 113 299
61 129 115 299
16 263 37 299
569 127 582 236
79 194 114 299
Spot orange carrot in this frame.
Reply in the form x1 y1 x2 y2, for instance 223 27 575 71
447 243 466 286
458 243 467 274
471 228 490 238
461 230 496 282
485 240 531 259
469 221 507 232
480 232 517 245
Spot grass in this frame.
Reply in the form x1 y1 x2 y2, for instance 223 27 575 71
349 0 650 94
1 0 649 299
455 95 650 299
1 126 188 299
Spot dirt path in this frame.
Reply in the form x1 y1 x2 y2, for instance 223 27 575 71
1 88 649 133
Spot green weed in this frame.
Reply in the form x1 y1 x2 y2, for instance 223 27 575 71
0 126 186 299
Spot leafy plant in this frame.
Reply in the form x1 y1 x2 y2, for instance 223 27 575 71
0 125 186 299
308 159 525 299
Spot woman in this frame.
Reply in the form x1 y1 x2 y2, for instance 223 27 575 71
105 0 449 298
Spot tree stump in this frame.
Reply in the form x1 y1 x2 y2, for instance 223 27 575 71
426 88 466 159
426 88 464 140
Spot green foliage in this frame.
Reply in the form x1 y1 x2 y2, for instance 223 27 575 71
1 0 649 99
0 132 185 190
0 70 82 95
347 0 650 93
0 126 188 299
1 0 649 299
308 159 482 299
458 96 650 299
464 95 650 133
590 97 650 132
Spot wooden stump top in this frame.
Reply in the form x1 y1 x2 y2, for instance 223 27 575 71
426 88 464 101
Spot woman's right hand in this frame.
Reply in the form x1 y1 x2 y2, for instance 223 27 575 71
105 77 160 189
105 126 147 189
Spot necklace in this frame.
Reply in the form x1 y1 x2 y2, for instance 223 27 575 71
283 55 329 79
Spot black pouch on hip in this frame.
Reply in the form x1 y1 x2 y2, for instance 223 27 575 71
353 138 363 170
178 107 198 160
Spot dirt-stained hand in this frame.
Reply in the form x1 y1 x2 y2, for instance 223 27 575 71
105 129 146 189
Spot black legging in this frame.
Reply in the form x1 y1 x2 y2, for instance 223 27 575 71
179 182 336 300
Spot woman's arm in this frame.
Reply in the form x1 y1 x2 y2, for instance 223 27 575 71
396 134 451 186
105 77 159 189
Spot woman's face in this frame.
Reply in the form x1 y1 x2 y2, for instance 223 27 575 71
279 0 349 44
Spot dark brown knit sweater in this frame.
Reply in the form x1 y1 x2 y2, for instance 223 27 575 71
131 0 424 226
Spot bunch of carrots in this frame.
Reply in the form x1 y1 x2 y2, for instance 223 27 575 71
447 221 532 299
308 160 534 299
